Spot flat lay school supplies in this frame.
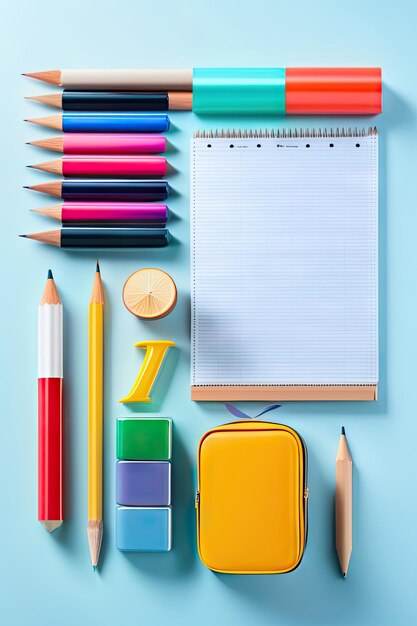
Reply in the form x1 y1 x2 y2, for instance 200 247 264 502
196 418 307 573
28 134 167 154
122 268 177 319
336 427 353 577
25 180 169 201
120 341 175 403
32 203 168 226
116 418 172 552
191 128 378 401
30 156 167 177
26 113 170 133
25 67 382 115
88 262 104 570
21 228 171 248
28 91 192 111
22 68 379 575
38 270 63 532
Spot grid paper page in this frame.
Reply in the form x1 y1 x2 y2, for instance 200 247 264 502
191 133 378 386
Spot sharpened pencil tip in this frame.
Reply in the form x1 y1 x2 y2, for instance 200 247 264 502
19 234 27 238
343 572 346 578
23 185 30 189
47 269 53 279
93 566 96 572
96 259 100 272
341 426 345 435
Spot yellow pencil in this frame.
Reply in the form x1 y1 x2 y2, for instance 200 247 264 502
88 261 104 570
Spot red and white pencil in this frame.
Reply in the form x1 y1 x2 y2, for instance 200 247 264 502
38 270 64 532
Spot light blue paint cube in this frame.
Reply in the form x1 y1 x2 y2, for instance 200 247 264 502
116 506 172 552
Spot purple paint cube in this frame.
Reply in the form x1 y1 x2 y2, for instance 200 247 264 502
116 461 171 506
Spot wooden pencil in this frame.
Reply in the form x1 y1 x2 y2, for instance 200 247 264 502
24 180 169 201
26 114 64 131
31 202 168 225
27 91 192 111
25 112 169 133
27 134 167 155
88 262 104 570
29 156 167 177
20 227 171 248
23 69 193 90
38 270 64 532
28 136 66 152
335 426 353 577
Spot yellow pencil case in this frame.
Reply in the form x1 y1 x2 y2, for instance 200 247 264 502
196 420 308 574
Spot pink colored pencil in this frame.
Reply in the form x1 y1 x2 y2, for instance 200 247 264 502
30 156 167 177
32 202 168 224
28 134 167 154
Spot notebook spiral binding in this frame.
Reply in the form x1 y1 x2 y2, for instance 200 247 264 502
194 127 377 139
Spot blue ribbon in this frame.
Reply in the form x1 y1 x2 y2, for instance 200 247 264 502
224 403 282 420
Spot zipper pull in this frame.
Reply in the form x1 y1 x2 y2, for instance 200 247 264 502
195 491 200 508
304 487 309 500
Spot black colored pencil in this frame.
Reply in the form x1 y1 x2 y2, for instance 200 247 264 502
27 91 192 111
20 228 171 248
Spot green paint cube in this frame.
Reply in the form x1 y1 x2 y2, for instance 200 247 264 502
116 418 172 461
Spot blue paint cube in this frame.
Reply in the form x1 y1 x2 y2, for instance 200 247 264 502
116 507 172 552
116 461 171 506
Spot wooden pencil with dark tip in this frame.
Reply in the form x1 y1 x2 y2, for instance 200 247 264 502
24 180 169 201
27 91 192 111
26 114 63 130
38 270 64 533
23 70 62 85
23 69 193 90
88 261 105 570
27 136 65 153
20 228 171 248
27 134 167 155
25 181 63 198
336 426 353 578
25 112 170 133
29 156 167 177
31 202 168 226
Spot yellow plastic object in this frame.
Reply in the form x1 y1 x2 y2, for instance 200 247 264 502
119 340 175 404
123 268 177 320
196 421 307 574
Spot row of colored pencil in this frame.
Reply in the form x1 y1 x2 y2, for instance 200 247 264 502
23 77 175 248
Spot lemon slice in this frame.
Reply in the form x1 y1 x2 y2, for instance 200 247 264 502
123 268 177 319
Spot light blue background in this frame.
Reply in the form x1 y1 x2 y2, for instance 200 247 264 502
1 1 416 624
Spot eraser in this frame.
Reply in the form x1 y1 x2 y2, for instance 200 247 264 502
116 461 171 506
116 506 172 552
116 418 172 460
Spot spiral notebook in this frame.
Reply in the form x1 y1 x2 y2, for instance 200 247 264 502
191 128 378 401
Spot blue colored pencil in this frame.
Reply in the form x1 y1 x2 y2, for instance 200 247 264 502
25 113 170 133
